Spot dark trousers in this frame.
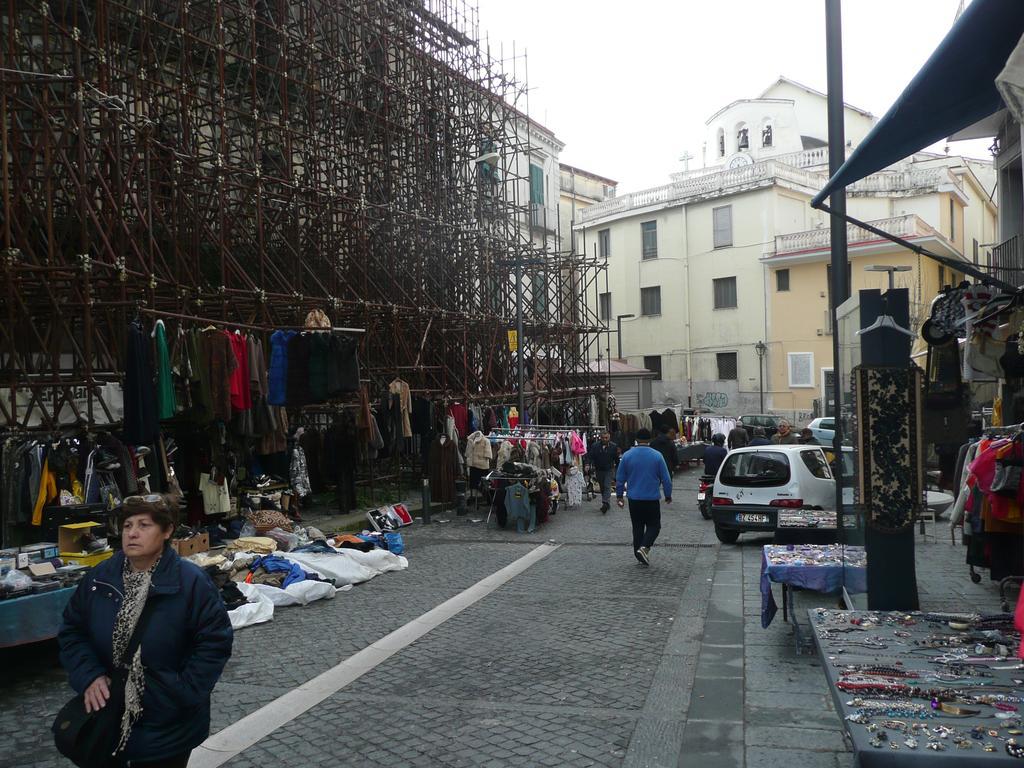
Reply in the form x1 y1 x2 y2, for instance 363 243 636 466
628 499 661 554
595 468 613 504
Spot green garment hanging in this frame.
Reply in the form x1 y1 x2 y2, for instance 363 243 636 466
154 320 177 419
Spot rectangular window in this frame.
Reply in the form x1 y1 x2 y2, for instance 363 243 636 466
640 286 661 316
973 237 979 265
776 269 790 292
598 228 611 258
529 164 544 204
939 265 946 289
641 221 658 259
598 292 612 322
720 451 790 487
788 352 814 388
532 273 547 315
713 276 737 309
713 205 733 248
949 198 955 240
716 352 737 380
643 355 663 381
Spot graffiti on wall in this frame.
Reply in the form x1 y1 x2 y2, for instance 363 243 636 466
696 391 729 410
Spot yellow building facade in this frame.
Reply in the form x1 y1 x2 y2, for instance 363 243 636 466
764 177 997 419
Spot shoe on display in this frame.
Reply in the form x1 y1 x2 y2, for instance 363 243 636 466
637 546 650 566
134 445 151 458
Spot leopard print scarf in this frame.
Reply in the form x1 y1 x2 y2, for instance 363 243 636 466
111 556 158 755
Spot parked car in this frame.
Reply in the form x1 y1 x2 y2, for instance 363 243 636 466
806 417 836 445
710 445 836 543
736 414 785 440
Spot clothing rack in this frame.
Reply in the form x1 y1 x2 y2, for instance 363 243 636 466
139 308 365 335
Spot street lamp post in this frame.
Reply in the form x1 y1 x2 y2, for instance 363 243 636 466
755 340 767 413
615 313 635 359
864 264 912 290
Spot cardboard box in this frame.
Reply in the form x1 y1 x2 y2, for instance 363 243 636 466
60 550 113 567
171 533 209 558
58 522 104 555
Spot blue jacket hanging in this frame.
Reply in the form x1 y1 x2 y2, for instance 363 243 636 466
267 330 295 406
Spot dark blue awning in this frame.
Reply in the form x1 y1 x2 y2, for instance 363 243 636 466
812 0 1024 207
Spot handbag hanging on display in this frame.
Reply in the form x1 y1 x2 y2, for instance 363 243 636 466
52 602 154 767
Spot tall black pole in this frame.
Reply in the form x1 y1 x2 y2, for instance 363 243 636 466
825 0 848 525
758 354 764 413
516 253 525 416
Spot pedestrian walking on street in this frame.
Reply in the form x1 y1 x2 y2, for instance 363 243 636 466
748 427 771 446
57 494 233 768
727 424 749 451
650 426 678 475
702 433 728 478
797 427 820 446
772 420 799 445
616 429 673 566
587 430 621 513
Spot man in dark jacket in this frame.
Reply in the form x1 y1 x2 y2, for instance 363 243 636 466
749 427 771 446
587 430 621 513
650 426 678 476
59 542 233 765
703 433 728 478
728 425 750 451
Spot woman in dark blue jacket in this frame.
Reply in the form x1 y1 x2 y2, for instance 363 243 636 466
58 494 233 767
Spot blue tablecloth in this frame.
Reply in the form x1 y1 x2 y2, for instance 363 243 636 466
0 587 75 647
760 545 866 628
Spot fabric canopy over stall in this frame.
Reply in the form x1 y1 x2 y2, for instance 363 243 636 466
812 0 1024 208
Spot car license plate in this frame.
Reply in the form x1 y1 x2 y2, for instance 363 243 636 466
697 491 706 501
736 513 769 524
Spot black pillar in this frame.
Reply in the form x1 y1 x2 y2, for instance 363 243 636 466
825 0 849 524
859 288 920 611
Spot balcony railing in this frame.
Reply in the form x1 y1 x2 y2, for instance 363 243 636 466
771 214 940 257
581 156 964 228
991 235 1023 275
579 160 824 224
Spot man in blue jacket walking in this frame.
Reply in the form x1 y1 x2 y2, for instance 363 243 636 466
616 429 673 566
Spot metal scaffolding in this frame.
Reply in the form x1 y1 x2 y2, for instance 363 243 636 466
0 0 606 430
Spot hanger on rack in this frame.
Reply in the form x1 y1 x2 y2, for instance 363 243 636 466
856 314 915 338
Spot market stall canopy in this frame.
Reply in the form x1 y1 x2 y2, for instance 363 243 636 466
811 0 1024 208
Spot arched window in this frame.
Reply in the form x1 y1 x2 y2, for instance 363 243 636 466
761 122 773 148
717 128 726 158
736 124 749 150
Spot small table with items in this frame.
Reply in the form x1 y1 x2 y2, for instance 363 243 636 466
810 608 1024 765
761 544 867 651
0 586 76 648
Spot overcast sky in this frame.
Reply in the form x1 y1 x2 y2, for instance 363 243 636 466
474 0 989 193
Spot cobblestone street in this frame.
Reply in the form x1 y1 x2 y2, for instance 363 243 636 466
0 471 1007 768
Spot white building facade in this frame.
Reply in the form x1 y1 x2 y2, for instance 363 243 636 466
576 78 994 418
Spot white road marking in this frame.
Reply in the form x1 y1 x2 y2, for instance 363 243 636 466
188 541 560 768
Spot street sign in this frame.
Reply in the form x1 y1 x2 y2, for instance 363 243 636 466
507 330 518 352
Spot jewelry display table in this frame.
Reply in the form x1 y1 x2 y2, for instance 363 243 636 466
761 544 866 626
810 609 1023 765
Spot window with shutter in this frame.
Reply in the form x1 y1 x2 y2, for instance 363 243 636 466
640 286 661 316
713 205 732 248
713 276 737 309
641 221 657 259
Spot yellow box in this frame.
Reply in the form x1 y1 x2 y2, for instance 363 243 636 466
58 522 103 554
59 550 113 567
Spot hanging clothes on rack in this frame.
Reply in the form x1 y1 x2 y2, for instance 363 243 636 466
428 435 459 503
124 319 160 444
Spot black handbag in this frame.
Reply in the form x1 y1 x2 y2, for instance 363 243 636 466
52 602 153 767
